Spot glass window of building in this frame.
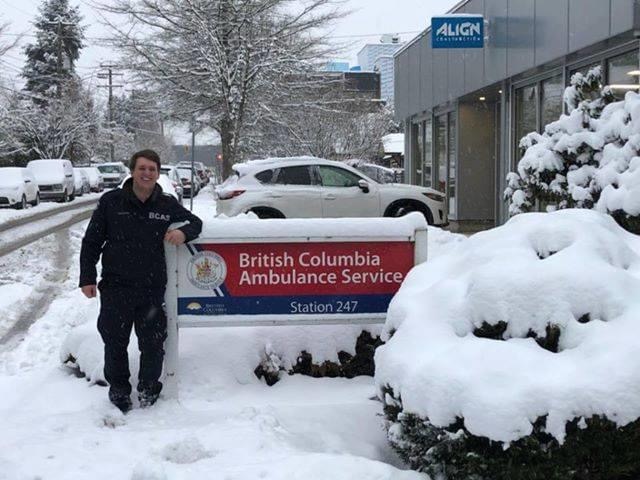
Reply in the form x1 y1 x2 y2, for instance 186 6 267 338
417 121 424 184
607 50 640 100
448 113 457 218
423 119 432 188
541 74 563 128
569 62 599 83
411 123 422 184
434 114 447 193
514 84 537 162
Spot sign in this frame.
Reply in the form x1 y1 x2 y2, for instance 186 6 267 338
177 240 414 318
162 216 428 398
432 15 484 49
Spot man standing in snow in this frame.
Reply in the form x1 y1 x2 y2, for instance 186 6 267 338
79 149 202 413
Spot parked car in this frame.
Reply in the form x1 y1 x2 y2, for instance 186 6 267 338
118 174 180 201
178 161 208 186
160 165 184 203
215 157 447 225
0 167 40 209
176 167 199 198
73 168 91 196
26 159 75 202
97 162 129 189
344 159 405 184
80 166 104 192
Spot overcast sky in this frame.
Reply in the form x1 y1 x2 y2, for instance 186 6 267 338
0 0 458 143
1 0 459 78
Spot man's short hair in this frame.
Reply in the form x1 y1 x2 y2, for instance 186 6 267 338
130 149 161 171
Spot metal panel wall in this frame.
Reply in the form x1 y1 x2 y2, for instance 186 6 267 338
408 43 421 113
458 102 496 221
484 0 508 85
395 0 636 117
462 0 486 93
419 36 433 109
506 0 535 76
534 0 569 65
448 45 466 101
432 48 449 106
611 0 636 35
395 52 409 120
568 0 610 52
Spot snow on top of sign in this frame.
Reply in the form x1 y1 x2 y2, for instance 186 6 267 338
434 13 483 18
375 208 640 445
200 212 427 240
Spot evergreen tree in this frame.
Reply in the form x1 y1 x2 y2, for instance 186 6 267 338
505 66 615 214
22 0 84 100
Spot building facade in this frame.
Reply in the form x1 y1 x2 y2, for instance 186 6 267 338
395 0 638 230
358 36 405 104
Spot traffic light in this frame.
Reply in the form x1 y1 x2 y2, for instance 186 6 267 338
216 153 223 161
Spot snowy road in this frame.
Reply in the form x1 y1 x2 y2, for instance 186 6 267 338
0 185 453 480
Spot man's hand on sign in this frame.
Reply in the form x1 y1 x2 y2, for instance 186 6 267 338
165 229 187 245
81 285 97 298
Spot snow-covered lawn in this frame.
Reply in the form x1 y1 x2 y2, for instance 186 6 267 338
0 185 463 480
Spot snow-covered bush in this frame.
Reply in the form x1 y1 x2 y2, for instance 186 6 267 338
375 209 640 479
505 66 640 233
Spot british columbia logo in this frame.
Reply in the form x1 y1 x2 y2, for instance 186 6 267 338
187 251 227 290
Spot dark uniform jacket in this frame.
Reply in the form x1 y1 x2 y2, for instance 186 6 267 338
79 178 203 290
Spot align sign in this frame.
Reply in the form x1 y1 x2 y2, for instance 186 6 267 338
178 240 414 317
432 15 484 49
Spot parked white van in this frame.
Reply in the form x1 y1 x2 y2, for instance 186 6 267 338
97 162 129 189
26 159 75 202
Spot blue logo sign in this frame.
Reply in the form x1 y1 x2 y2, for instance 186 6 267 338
432 16 484 49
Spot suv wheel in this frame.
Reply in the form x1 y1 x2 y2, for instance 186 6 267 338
15 195 26 210
32 193 40 206
249 207 285 219
387 201 433 225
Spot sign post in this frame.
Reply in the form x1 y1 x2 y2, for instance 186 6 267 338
163 216 428 398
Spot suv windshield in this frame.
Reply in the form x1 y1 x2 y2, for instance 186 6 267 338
97 165 123 174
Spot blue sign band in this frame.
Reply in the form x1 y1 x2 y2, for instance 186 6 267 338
178 294 394 316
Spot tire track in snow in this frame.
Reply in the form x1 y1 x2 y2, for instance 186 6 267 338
0 229 72 349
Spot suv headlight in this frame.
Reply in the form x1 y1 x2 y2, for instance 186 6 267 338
422 192 444 201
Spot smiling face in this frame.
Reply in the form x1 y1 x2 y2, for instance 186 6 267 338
131 157 160 193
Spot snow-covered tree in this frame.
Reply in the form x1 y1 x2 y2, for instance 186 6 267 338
248 72 395 160
505 66 640 233
22 0 84 100
8 80 99 163
99 0 344 178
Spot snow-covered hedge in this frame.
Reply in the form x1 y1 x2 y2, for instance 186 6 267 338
375 209 640 479
505 66 640 234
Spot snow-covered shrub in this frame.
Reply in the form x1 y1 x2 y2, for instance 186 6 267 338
505 66 640 233
375 209 640 479
254 331 384 385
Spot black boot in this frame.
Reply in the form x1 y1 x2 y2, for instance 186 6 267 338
138 380 162 408
109 390 132 413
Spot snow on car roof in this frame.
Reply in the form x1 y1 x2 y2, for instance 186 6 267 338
233 156 343 176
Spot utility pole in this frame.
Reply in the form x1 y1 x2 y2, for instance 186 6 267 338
97 64 124 162
44 17 76 98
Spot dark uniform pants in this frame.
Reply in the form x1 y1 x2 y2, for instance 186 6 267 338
97 287 167 398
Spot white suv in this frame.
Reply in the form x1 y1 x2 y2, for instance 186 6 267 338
215 157 447 225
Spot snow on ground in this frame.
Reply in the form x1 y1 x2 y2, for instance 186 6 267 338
376 209 640 445
0 192 101 225
0 184 464 480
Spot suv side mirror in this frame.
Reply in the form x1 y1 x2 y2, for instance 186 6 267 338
358 179 370 193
